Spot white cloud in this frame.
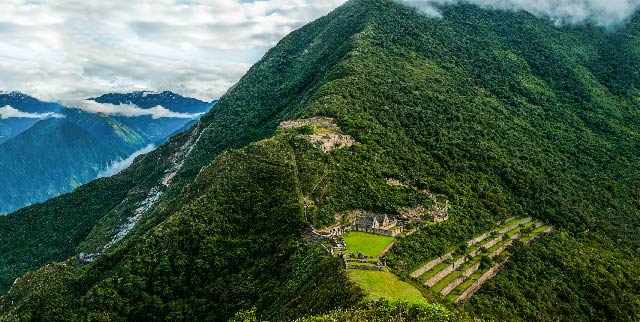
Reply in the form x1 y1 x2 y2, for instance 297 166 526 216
402 0 640 26
0 105 65 119
98 144 156 178
1 0 635 111
0 0 347 104
68 100 204 119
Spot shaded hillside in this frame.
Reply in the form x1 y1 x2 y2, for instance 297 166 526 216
0 0 374 304
0 93 214 214
1 1 639 321
0 92 64 144
0 119 126 214
92 91 217 113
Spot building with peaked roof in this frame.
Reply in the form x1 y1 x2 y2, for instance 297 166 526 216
351 213 404 236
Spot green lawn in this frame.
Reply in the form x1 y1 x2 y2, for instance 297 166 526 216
348 270 427 303
342 231 395 257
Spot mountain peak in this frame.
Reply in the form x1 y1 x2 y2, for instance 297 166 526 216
89 91 215 114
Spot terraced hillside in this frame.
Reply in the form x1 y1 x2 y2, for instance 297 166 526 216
411 217 553 302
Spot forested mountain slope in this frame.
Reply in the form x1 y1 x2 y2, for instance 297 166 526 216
0 119 129 214
0 92 64 144
0 92 214 214
1 1 639 321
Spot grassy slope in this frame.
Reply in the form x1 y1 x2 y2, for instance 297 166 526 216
347 270 426 303
342 232 395 257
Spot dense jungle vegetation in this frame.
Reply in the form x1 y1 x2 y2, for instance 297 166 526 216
1 0 639 321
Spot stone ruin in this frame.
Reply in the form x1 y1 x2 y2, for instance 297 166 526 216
279 117 337 129
308 134 356 152
278 117 355 152
351 213 404 237
340 252 384 271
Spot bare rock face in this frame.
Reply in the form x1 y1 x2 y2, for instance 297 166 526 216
279 117 355 152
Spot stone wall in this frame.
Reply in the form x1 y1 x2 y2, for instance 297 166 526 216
441 276 465 296
352 225 403 237
462 261 481 277
279 117 337 129
467 232 490 247
524 226 554 245
425 256 468 287
411 253 453 278
426 264 456 287
440 261 482 296
455 258 509 303
489 241 512 258
347 264 384 271
372 226 403 236
481 236 503 251
378 240 397 258
498 217 532 234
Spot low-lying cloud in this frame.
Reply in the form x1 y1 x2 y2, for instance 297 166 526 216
69 100 204 119
98 144 156 178
402 0 640 26
0 105 65 119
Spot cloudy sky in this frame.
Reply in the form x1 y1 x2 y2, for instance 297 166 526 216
0 0 347 104
1 0 638 106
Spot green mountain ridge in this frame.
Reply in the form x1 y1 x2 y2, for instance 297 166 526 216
0 92 215 215
1 0 639 321
0 119 128 214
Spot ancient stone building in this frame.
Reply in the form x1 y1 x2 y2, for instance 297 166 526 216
351 213 404 236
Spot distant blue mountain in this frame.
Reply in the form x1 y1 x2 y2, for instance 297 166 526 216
0 92 63 114
0 92 65 144
91 91 217 113
89 91 217 144
0 118 124 214
0 91 216 214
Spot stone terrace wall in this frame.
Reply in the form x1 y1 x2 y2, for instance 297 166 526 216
411 253 453 278
482 235 502 249
378 240 396 258
489 241 512 258
455 259 508 303
462 261 481 277
498 217 532 234
466 232 490 247
347 265 383 271
440 261 481 296
426 256 468 287
441 276 465 296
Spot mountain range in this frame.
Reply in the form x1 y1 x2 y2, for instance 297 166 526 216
0 0 639 321
0 91 216 214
